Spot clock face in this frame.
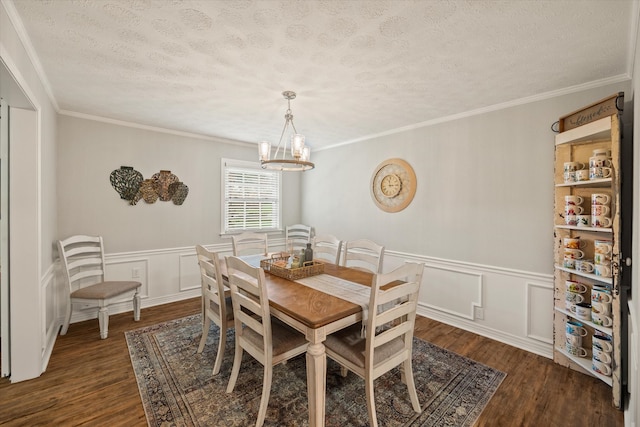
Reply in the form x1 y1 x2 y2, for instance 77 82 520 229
371 158 417 212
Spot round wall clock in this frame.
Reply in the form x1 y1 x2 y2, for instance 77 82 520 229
370 158 417 212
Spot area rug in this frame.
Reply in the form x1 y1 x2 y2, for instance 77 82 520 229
126 315 506 427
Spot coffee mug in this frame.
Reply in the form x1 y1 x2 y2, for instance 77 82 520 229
592 312 613 327
566 320 588 337
592 215 612 228
576 215 591 227
589 155 612 168
594 240 613 254
592 148 612 158
594 264 612 278
564 205 584 215
564 161 586 172
563 256 576 269
566 342 588 357
573 302 592 321
565 280 587 293
564 237 586 249
564 248 585 259
592 287 613 303
592 347 612 364
593 334 613 352
594 253 611 265
563 171 576 183
565 215 578 226
565 291 584 304
576 169 590 181
589 167 612 180
591 204 610 216
591 193 611 205
575 259 595 273
592 360 612 376
592 301 612 315
565 195 584 205
566 333 582 347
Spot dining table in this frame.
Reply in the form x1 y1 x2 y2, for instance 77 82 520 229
220 253 374 427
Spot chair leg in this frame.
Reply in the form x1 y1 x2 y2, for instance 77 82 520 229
133 291 141 321
226 345 243 393
340 365 348 377
197 316 211 354
365 373 378 427
60 301 73 335
212 324 227 376
255 364 273 427
98 306 109 339
403 358 421 413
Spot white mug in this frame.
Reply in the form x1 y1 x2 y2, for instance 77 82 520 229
564 171 577 183
589 167 612 180
566 333 582 347
565 215 578 226
594 240 613 255
576 214 591 227
565 291 584 304
564 237 586 249
594 264 612 278
592 347 612 364
591 312 613 327
564 248 585 259
566 320 588 337
592 360 612 376
592 215 612 228
591 193 611 205
575 259 595 273
564 205 584 215
591 205 610 216
565 195 584 205
573 302 592 321
592 301 612 315
592 287 613 303
593 334 613 352
576 169 590 181
565 280 587 293
563 256 576 269
566 342 588 357
589 155 612 168
564 161 586 172
594 253 611 265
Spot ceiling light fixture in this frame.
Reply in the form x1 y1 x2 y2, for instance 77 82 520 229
258 91 314 172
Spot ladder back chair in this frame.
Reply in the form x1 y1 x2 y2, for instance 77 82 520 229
195 245 234 375
225 256 308 427
312 234 342 265
232 232 269 256
324 262 425 427
342 238 385 274
285 223 312 253
57 235 141 339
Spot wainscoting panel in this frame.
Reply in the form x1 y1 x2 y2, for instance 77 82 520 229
419 264 483 321
526 281 554 344
179 252 199 292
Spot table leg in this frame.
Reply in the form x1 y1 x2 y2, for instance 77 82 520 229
306 341 326 427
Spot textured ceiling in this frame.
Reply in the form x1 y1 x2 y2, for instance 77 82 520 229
9 0 635 150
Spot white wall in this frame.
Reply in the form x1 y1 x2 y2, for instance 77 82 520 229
1 0 59 381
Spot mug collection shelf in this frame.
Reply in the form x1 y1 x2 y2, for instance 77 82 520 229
555 177 612 188
554 264 613 285
555 306 613 336
554 345 613 386
554 225 612 233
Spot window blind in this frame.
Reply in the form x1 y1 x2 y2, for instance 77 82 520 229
223 160 281 233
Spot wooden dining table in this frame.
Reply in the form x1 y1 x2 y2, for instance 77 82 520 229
221 255 373 427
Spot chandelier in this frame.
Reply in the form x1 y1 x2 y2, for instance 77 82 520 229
258 91 315 172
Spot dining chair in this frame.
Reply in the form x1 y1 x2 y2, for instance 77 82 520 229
195 245 234 375
285 223 312 253
225 256 308 427
324 262 425 427
342 238 385 274
312 234 342 265
57 235 141 339
232 232 269 256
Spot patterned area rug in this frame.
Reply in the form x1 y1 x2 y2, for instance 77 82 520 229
125 315 506 426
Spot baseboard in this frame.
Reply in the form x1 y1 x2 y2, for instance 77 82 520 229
417 304 553 359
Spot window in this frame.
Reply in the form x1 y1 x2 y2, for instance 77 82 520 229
222 159 281 233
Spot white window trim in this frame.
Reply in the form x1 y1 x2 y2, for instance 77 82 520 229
221 158 282 235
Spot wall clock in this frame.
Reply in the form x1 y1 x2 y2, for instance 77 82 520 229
370 158 417 213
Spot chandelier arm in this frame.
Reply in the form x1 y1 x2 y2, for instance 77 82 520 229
275 118 290 159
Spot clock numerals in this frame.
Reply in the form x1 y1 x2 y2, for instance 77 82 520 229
381 174 401 197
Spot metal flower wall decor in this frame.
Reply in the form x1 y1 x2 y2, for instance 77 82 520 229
110 166 189 206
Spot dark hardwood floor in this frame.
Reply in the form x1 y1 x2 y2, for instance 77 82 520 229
0 298 624 426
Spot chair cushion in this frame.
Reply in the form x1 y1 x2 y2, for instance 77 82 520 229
243 318 307 356
210 296 234 321
325 324 405 368
71 281 141 300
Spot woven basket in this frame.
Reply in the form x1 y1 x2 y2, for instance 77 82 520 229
261 255 324 280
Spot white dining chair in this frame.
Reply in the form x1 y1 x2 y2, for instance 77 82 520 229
312 234 342 265
342 238 385 274
225 256 308 427
195 245 234 375
57 235 141 339
285 223 312 253
232 232 269 256
324 262 424 427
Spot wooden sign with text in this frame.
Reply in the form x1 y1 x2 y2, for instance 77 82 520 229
559 92 623 132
